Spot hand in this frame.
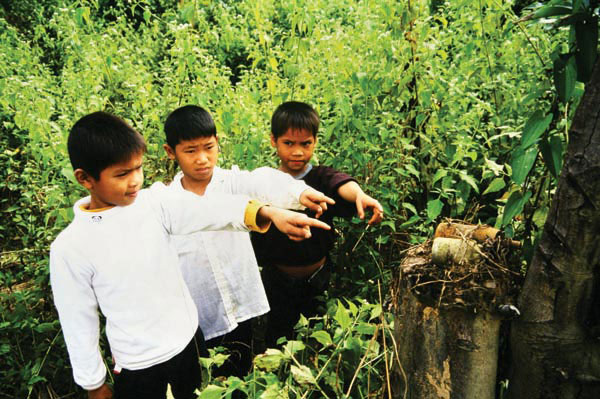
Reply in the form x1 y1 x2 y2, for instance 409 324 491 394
260 207 331 241
88 383 113 399
355 192 384 225
299 188 335 218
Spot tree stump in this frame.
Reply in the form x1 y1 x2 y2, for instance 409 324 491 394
390 223 522 399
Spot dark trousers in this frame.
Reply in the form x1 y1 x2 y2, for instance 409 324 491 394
262 262 331 348
205 319 253 378
114 328 206 399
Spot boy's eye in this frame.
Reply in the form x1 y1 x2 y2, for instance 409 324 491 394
184 149 195 153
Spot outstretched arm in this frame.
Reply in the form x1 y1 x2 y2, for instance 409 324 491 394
337 181 384 225
256 206 331 241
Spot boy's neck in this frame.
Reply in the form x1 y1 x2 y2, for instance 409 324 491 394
181 174 211 196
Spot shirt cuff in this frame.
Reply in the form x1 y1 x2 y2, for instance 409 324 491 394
244 200 271 233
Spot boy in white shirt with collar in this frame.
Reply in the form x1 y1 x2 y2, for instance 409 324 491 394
162 105 333 378
50 111 331 399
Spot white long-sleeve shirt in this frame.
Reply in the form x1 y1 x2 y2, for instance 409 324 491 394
168 166 307 339
50 182 253 390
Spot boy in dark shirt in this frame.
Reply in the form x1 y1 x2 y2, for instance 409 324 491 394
251 101 383 347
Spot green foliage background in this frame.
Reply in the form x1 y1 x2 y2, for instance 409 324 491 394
1 0 594 397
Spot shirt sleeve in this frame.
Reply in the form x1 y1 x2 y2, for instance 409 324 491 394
50 243 106 391
309 166 357 218
148 182 257 235
228 166 307 210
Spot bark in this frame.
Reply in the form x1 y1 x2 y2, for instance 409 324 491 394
392 289 501 399
508 59 600 398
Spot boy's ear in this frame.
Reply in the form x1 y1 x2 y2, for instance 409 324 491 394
74 169 94 190
270 134 277 147
163 144 176 160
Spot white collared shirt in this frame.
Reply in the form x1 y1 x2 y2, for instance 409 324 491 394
50 183 252 390
168 166 307 339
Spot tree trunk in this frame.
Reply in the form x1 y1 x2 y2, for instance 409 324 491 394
508 60 600 398
392 289 501 399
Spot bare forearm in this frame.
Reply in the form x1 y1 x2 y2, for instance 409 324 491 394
337 181 363 202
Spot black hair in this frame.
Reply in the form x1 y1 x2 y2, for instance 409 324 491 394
67 111 147 180
164 105 216 149
271 101 320 139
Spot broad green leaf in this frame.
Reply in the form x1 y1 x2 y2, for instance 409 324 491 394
261 385 288 399
198 385 227 399
402 202 418 216
554 54 577 102
335 300 352 330
485 158 504 176
483 177 506 195
502 190 532 227
532 5 572 19
346 299 359 316
254 349 286 372
310 331 333 346
432 169 447 185
370 304 382 320
511 147 538 185
521 111 553 149
291 365 316 386
405 164 420 178
539 136 564 178
459 172 480 193
427 199 443 220
283 340 305 356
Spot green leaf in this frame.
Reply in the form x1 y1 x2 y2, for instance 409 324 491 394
198 385 227 399
34 322 57 333
539 136 564 178
459 172 480 194
310 331 333 346
335 300 352 330
426 199 443 220
511 147 538 185
402 202 418 215
291 365 316 386
554 54 577 102
483 177 506 195
283 340 305 356
260 385 287 399
521 111 553 149
532 5 572 19
254 349 286 372
502 190 532 227
432 169 447 185
370 304 382 320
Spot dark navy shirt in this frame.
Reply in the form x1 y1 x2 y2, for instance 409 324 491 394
250 165 357 267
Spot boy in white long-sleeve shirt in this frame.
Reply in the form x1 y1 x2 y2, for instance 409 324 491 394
162 105 334 378
50 111 331 399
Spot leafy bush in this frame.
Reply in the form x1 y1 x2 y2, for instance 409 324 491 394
1 0 589 397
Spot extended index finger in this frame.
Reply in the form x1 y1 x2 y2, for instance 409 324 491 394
300 217 331 231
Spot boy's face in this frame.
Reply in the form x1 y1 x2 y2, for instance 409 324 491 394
271 128 316 175
76 152 144 210
164 136 218 185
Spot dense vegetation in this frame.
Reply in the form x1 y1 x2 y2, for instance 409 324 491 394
1 0 592 397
